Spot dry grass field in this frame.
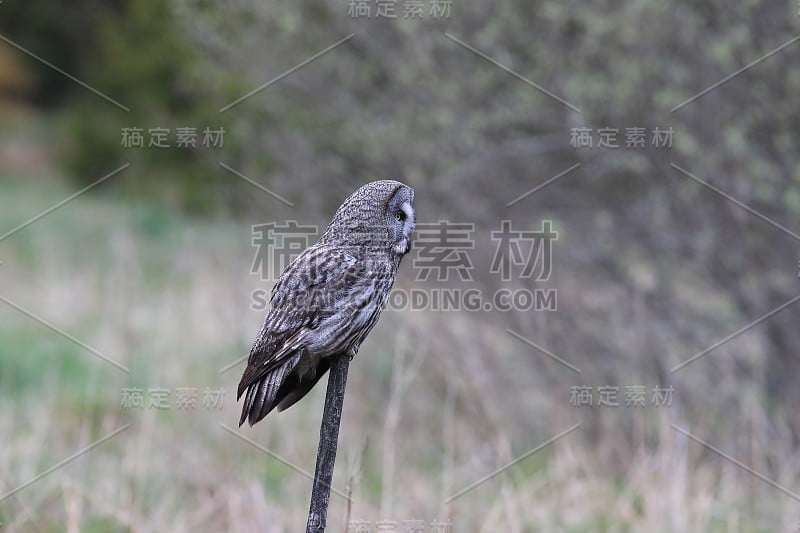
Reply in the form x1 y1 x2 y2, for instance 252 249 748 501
1 167 798 532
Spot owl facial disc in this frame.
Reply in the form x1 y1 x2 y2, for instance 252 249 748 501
393 200 415 255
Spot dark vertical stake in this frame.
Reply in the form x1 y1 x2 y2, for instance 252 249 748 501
306 354 350 532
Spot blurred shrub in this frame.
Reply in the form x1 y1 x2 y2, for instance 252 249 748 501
1 0 246 212
66 0 249 212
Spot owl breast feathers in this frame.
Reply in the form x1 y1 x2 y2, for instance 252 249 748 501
237 180 416 426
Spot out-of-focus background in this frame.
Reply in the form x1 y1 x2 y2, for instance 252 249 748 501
1 1 799 531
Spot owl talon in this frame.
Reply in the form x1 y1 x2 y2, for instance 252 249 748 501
345 348 357 361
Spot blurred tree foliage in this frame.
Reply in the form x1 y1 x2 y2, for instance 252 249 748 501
185 0 796 442
3 0 800 442
0 0 243 211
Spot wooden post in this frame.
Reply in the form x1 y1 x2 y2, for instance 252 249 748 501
306 354 350 532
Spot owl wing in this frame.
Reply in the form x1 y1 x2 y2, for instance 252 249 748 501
236 245 368 403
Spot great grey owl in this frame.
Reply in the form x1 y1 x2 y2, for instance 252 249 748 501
237 180 416 426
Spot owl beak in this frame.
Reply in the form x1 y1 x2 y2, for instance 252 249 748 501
394 238 411 255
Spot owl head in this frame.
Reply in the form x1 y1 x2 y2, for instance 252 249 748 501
320 180 416 257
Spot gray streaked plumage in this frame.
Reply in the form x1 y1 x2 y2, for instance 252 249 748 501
237 180 416 426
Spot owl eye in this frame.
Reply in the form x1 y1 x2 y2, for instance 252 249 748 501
395 211 406 222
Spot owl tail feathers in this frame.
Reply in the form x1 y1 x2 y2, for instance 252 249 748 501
238 358 298 427
275 357 332 412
